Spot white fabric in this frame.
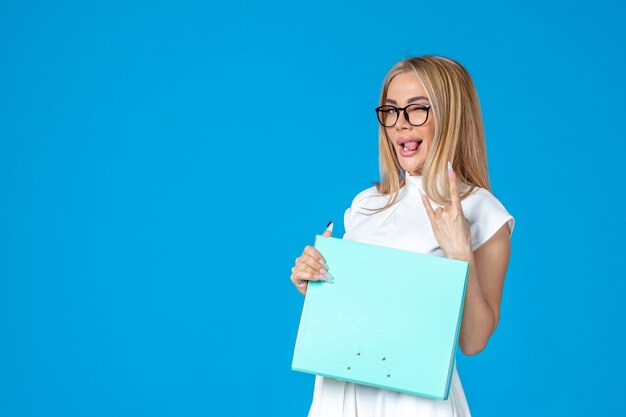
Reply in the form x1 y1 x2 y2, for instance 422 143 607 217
307 171 515 417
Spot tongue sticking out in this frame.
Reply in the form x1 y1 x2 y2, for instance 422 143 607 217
403 142 419 151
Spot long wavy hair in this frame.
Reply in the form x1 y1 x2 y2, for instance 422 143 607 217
369 55 491 213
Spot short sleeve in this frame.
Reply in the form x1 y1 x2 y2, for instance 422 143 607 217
342 186 379 239
342 206 352 238
465 188 515 251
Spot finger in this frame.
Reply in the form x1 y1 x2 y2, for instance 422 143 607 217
321 220 333 238
418 186 437 225
295 251 331 280
447 160 462 212
292 261 319 277
297 281 307 296
291 269 314 285
318 221 332 268
299 253 327 275
292 273 308 296
304 242 330 269
295 271 326 283
303 245 327 268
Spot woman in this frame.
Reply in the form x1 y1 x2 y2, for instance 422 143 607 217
290 55 515 417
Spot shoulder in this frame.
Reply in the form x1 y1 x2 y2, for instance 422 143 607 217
343 185 393 234
350 185 382 206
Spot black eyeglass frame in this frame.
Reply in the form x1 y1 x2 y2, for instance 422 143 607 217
374 104 432 127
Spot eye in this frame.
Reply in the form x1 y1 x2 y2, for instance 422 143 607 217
381 106 397 114
408 104 429 112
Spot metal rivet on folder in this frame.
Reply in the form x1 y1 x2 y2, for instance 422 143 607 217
357 352 361 356
347 366 351 370
381 357 386 361
387 373 391 378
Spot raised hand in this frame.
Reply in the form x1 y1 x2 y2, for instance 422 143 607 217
419 161 472 261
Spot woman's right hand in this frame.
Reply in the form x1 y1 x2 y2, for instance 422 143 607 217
290 222 333 296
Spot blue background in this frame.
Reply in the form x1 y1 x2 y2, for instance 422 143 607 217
1 0 625 416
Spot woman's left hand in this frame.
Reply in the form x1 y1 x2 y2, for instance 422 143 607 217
419 161 473 261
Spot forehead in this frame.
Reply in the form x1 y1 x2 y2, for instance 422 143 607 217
386 72 428 100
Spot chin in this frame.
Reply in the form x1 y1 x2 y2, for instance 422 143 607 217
399 159 424 174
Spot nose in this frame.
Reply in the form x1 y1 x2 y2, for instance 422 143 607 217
396 109 411 130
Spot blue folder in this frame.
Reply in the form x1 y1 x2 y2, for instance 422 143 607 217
292 235 469 400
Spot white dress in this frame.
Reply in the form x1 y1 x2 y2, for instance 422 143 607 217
307 171 515 417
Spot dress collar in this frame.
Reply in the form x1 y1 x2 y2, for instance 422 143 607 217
404 170 423 189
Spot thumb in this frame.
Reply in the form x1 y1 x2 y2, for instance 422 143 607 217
322 220 333 237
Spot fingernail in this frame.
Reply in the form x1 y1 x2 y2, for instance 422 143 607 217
314 274 333 283
326 221 333 233
320 268 330 277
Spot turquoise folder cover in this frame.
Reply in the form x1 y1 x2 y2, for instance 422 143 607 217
292 236 469 400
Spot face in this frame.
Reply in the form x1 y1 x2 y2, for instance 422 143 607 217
383 72 435 176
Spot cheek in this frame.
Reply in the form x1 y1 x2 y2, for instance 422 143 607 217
426 123 435 142
385 131 397 148
420 129 435 148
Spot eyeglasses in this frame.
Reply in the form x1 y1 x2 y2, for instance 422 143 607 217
375 104 431 127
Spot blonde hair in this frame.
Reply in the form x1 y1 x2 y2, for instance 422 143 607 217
368 55 491 213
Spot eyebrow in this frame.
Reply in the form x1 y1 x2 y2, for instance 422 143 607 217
385 96 429 104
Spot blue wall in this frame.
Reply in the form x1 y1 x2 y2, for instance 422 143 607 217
1 1 625 415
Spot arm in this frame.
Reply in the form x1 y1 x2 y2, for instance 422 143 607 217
452 223 512 355
419 162 513 356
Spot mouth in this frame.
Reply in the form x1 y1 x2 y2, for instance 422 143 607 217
397 139 423 156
